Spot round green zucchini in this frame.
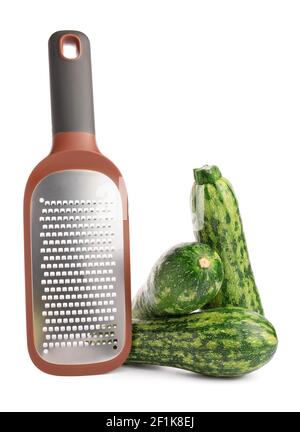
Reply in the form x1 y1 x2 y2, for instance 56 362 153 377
132 242 224 319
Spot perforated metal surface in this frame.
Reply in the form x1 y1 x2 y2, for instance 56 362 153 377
31 170 125 365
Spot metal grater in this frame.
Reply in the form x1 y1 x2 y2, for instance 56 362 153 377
24 31 131 376
32 171 125 364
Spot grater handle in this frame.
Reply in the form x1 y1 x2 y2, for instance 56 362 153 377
49 30 95 135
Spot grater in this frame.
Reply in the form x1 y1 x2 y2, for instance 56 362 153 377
24 31 131 376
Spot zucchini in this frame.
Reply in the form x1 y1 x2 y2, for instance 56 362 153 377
132 242 224 318
127 307 278 377
191 165 264 314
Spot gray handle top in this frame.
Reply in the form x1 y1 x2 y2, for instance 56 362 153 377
49 30 95 135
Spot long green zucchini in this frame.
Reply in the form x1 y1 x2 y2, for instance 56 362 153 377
127 307 277 377
191 165 264 314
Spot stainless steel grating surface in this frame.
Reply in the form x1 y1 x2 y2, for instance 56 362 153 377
31 170 125 365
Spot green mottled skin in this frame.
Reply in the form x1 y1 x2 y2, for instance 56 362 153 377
133 243 224 319
191 168 264 314
127 308 277 377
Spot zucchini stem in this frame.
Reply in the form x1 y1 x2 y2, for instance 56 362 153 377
199 257 211 269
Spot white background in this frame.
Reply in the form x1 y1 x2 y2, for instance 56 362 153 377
0 0 299 412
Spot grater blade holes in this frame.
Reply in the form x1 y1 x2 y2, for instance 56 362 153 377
36 194 122 360
32 172 126 365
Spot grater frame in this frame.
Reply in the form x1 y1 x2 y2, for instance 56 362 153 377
24 132 131 376
24 30 132 375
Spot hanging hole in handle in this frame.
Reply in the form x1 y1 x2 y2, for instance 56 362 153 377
59 34 81 60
